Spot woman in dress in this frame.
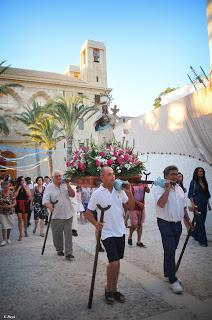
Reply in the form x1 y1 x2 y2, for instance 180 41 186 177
14 176 31 241
32 176 47 237
188 167 211 247
127 183 150 247
0 181 16 246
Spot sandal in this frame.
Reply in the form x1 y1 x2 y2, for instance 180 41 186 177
105 288 114 304
136 242 146 248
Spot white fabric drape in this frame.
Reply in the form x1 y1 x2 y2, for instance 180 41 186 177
114 87 212 165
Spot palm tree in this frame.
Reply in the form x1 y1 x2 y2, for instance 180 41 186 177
0 107 9 135
15 101 44 125
0 61 22 97
46 95 98 162
0 61 22 135
15 101 44 175
24 118 64 176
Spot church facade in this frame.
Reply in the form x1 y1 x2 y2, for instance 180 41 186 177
0 40 111 178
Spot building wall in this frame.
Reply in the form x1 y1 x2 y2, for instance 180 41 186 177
0 40 110 179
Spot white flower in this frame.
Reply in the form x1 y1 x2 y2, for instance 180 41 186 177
125 164 131 170
117 169 121 173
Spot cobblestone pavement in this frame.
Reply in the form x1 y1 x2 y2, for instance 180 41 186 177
0 198 212 320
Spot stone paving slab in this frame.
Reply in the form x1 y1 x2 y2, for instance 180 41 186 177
1 206 212 320
0 233 172 320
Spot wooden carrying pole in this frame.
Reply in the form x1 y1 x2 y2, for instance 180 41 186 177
41 200 58 255
88 204 111 309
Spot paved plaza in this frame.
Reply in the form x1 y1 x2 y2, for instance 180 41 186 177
0 196 212 320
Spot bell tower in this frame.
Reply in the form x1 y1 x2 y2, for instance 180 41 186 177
80 40 107 87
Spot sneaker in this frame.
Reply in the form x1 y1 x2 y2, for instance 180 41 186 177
170 280 183 294
136 242 146 248
65 254 74 260
1 240 7 246
99 244 105 252
7 239 12 244
113 291 126 303
57 251 64 256
128 238 132 246
105 289 114 304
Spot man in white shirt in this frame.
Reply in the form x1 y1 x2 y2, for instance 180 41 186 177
43 176 51 188
154 165 192 294
85 167 135 304
42 170 75 260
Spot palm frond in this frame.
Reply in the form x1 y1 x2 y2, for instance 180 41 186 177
0 115 9 135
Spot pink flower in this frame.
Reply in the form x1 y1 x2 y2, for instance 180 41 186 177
117 156 124 165
73 155 78 161
113 151 118 157
66 162 71 167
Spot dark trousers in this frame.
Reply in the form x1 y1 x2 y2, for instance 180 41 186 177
157 218 182 284
191 211 207 245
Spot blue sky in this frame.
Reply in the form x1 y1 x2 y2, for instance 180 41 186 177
1 0 209 116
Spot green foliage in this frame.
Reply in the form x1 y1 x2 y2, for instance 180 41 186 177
0 61 22 135
0 60 22 97
45 95 98 138
153 87 177 108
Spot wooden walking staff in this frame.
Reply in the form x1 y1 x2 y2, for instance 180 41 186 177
41 199 58 255
143 171 151 202
88 204 111 309
176 206 200 271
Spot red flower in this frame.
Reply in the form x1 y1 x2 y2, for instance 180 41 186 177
113 151 118 157
124 154 129 161
78 162 86 172
118 149 124 155
107 159 113 166
98 151 105 157
95 159 101 166
66 162 71 167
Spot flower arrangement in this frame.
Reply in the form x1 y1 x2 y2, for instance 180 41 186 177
64 142 145 179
